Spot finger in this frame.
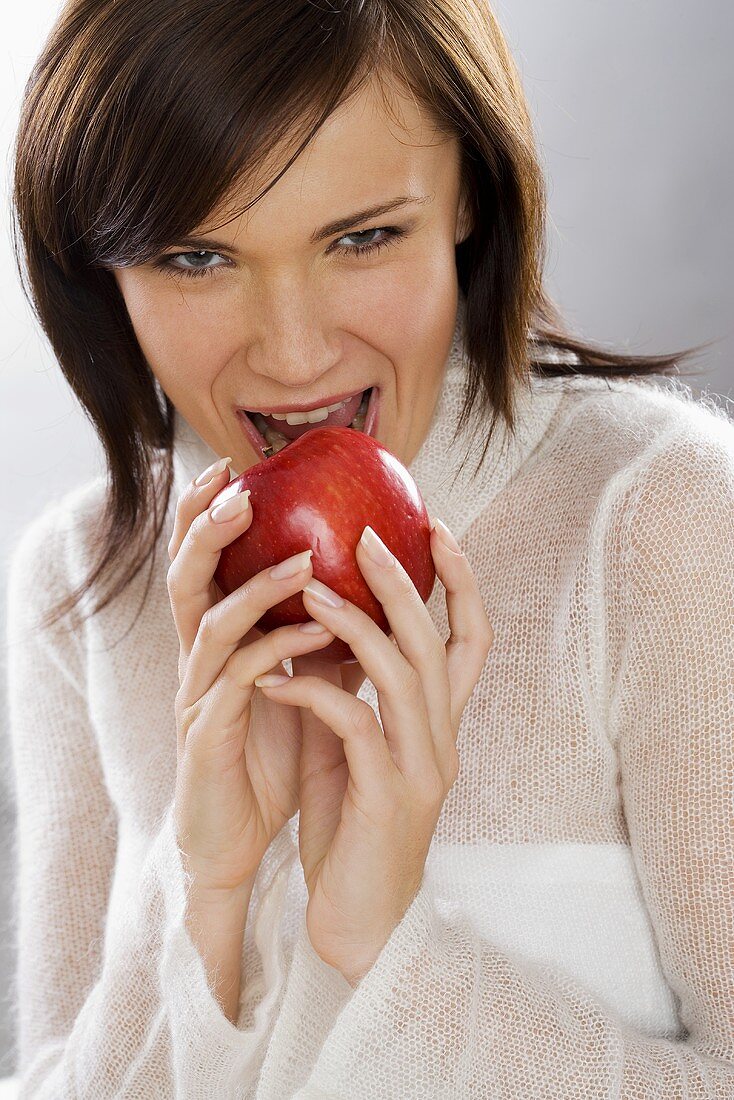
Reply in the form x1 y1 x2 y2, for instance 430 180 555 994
356 525 453 764
291 653 348 785
178 549 317 708
181 622 335 756
254 674 396 804
300 577 438 787
429 518 494 734
167 475 252 660
167 457 232 561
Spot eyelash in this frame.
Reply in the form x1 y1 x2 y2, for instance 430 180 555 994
153 226 406 280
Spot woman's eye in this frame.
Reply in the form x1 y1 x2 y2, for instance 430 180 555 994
154 225 406 281
154 250 226 280
330 226 405 259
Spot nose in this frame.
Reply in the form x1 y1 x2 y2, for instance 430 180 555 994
246 275 342 390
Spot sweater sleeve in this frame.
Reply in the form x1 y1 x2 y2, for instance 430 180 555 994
5 503 297 1098
267 425 734 1099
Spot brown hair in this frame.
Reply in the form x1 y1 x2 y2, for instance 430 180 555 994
10 0 715 636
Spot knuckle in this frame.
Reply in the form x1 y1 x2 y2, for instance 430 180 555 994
180 702 216 757
221 652 256 701
266 625 293 664
419 769 446 809
188 511 209 541
218 653 239 689
182 478 202 508
347 697 376 737
395 662 420 697
197 607 220 642
234 575 258 604
172 487 194 531
174 688 191 725
392 567 417 598
175 694 199 743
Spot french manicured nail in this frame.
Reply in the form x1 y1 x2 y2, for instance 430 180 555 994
210 488 251 523
303 578 344 608
360 525 395 567
255 673 290 687
431 516 463 555
269 549 313 580
298 620 330 634
195 456 232 486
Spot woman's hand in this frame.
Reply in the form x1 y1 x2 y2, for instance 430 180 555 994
167 457 336 900
254 519 493 985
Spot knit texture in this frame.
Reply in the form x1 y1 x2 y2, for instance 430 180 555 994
5 292 734 1097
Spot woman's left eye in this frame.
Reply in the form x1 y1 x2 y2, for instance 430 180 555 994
154 226 405 280
329 226 405 260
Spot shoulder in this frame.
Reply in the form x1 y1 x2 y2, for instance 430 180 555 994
549 371 731 445
621 416 734 588
538 371 734 488
571 380 734 610
524 372 734 593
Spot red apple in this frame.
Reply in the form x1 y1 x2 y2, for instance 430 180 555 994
212 425 436 663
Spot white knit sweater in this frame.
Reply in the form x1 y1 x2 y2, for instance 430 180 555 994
5 296 734 1098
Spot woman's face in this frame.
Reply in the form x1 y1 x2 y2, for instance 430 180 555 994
113 74 472 473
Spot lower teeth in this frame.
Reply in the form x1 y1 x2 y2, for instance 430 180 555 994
254 389 370 454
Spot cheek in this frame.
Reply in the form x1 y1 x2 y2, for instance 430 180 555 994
122 280 237 387
343 249 457 355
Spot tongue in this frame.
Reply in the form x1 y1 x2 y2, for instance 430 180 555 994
258 390 364 440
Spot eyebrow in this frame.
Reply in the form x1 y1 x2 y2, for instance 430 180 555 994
168 194 433 254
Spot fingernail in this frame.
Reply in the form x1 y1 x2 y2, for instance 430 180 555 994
432 516 463 555
269 549 313 580
303 578 345 608
360 525 395 568
255 673 291 687
210 488 251 523
298 620 330 634
195 456 232 486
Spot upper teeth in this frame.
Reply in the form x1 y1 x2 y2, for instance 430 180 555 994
260 398 349 426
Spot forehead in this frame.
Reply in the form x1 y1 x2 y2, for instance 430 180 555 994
202 74 457 241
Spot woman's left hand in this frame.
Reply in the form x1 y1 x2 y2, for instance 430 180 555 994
254 519 493 987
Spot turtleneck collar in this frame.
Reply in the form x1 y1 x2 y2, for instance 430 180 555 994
406 294 565 538
170 291 565 536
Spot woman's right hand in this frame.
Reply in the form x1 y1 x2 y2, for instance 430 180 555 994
167 456 335 898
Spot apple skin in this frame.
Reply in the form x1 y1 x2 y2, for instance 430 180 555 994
212 425 436 664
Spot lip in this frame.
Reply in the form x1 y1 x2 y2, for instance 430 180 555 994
364 384 380 437
236 386 366 415
237 386 380 461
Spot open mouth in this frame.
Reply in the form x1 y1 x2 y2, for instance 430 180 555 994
237 386 378 459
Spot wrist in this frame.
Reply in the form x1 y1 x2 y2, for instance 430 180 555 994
185 876 257 1025
189 874 257 915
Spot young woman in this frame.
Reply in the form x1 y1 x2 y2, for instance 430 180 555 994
6 0 733 1095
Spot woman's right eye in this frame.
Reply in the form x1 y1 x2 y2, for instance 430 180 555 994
153 250 228 280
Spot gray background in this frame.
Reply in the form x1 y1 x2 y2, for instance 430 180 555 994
0 0 732 1082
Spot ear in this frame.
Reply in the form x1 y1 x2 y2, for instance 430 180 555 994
455 191 473 246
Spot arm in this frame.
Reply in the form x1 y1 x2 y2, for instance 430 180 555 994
264 425 734 1098
5 506 296 1097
